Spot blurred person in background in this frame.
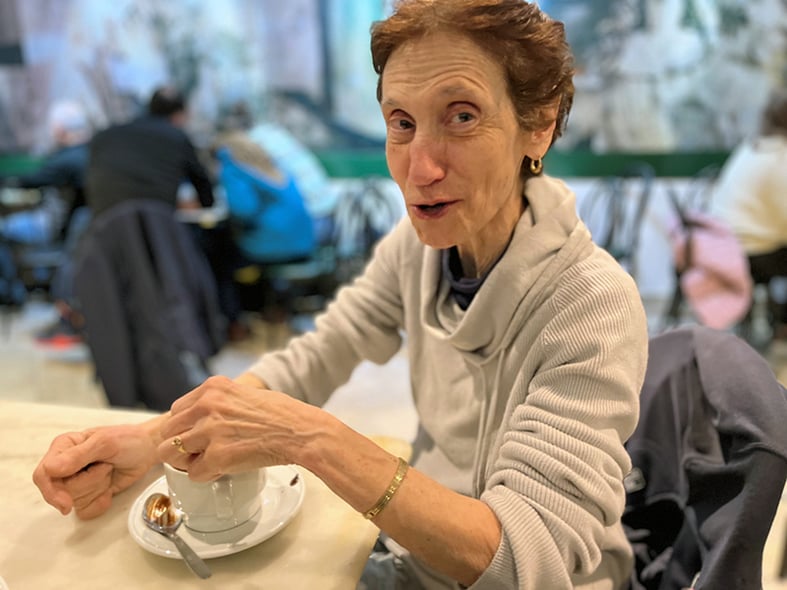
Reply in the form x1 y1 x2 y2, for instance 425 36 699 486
84 86 248 341
712 88 787 340
85 86 214 216
0 100 92 342
214 125 316 263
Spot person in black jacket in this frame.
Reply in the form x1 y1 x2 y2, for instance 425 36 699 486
84 87 252 340
85 86 214 215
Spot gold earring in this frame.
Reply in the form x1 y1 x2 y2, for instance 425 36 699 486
529 158 543 174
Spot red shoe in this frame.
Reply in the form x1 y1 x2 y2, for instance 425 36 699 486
35 319 83 349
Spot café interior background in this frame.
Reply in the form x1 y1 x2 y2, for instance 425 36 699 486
0 0 786 355
1 0 786 156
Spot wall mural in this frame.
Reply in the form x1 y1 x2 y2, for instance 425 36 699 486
0 0 785 156
544 0 787 151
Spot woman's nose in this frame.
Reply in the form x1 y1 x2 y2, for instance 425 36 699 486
407 134 446 187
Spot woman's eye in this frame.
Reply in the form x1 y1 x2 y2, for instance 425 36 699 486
387 116 414 132
453 111 475 124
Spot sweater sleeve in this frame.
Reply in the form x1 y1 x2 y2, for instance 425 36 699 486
245 219 410 406
473 254 648 590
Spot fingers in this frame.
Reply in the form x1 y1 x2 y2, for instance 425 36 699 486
157 419 216 475
156 429 229 482
33 462 74 515
157 434 202 471
42 430 113 479
159 376 236 464
64 462 114 520
74 490 114 520
33 455 114 518
183 452 223 483
158 376 281 481
169 375 234 418
32 431 93 515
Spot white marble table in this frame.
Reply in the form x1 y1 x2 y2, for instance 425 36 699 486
0 400 410 589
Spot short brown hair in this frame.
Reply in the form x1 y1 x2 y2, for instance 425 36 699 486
371 0 575 143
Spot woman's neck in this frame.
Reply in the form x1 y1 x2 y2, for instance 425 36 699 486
457 192 526 278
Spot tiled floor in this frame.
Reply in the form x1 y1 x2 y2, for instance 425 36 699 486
0 299 419 440
2 297 787 586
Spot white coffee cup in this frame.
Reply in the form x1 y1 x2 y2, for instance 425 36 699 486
163 464 266 535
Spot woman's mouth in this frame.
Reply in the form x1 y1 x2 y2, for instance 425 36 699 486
412 201 454 219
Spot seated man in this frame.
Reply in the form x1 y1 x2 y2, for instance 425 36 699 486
0 100 91 341
0 100 90 245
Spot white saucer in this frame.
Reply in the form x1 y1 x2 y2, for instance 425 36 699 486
128 465 305 559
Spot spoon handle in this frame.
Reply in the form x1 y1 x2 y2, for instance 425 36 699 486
167 532 212 579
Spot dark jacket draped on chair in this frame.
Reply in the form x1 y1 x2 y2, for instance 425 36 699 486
624 325 787 589
73 199 226 410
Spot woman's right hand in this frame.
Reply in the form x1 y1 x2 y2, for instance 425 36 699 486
32 422 160 520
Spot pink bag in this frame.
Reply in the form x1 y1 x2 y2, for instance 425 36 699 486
669 211 753 330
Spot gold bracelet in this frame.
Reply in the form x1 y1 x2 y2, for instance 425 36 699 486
363 457 409 520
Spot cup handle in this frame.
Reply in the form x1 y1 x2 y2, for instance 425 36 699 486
211 478 234 519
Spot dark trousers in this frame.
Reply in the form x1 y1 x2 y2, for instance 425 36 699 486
187 221 244 324
748 246 787 324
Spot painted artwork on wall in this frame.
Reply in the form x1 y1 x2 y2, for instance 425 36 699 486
0 0 388 155
543 0 787 151
0 0 785 156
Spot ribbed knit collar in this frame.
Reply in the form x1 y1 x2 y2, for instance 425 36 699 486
420 175 595 359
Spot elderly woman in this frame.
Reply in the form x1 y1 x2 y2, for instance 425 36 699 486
33 1 648 588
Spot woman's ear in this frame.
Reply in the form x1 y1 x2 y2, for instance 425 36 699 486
528 119 557 160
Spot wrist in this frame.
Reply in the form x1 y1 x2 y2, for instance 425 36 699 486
234 371 267 389
288 404 340 469
291 413 406 517
139 413 169 447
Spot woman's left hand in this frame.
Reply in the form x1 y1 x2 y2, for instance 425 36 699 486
157 375 318 481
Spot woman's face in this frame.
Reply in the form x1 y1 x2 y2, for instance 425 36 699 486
381 30 555 260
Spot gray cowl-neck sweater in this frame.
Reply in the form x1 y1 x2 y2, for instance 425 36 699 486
249 175 649 590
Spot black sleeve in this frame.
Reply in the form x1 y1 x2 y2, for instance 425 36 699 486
183 139 214 207
10 151 75 189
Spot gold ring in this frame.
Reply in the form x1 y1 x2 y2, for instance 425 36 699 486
171 436 189 455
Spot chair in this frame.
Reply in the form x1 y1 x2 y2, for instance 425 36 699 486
233 244 338 326
330 176 401 282
0 240 26 338
737 266 787 349
623 326 787 589
580 162 655 283
0 187 69 296
11 205 90 297
73 200 226 410
232 176 400 330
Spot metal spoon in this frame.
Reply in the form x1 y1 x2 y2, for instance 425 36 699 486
142 493 212 579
